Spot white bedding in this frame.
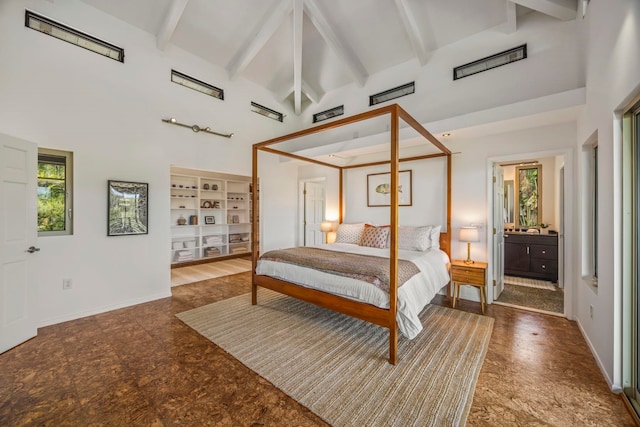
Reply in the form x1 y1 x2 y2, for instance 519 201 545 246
255 243 451 339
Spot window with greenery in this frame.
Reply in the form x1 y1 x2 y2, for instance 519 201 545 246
38 148 73 235
515 164 542 228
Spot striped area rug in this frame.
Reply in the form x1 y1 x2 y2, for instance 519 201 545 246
177 289 494 426
171 258 252 286
504 275 556 290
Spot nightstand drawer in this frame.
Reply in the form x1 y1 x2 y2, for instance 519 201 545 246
451 266 485 285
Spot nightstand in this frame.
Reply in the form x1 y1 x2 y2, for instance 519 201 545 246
450 260 488 314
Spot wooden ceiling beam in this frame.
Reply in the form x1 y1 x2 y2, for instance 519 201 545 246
227 0 293 80
156 0 189 50
293 0 303 115
303 0 368 86
394 0 430 66
511 0 577 21
498 1 518 34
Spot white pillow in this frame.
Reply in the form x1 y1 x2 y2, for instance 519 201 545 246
335 223 365 244
430 225 442 249
398 226 432 251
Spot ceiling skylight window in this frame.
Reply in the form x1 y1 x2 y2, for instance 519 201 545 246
251 102 283 122
25 10 124 62
313 105 344 123
171 70 224 100
369 82 415 106
454 45 527 80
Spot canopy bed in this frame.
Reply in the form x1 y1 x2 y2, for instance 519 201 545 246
251 104 452 364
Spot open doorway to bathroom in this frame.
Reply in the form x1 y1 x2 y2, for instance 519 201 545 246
492 156 565 316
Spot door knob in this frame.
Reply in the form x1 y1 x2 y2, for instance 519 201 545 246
26 246 40 253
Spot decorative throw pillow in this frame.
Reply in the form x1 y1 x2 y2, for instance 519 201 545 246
398 226 432 251
429 225 442 249
335 223 365 244
359 225 390 249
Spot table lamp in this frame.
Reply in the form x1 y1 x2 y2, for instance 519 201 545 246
459 226 479 264
321 222 332 244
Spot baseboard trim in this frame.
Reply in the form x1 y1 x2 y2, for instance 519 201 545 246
576 317 615 391
171 253 251 269
37 290 172 328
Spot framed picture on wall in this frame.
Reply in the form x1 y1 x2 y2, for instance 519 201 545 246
367 170 412 207
107 180 148 236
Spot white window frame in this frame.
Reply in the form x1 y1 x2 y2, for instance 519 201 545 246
37 148 73 236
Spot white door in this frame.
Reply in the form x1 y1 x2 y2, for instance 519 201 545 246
0 134 38 354
493 164 505 300
304 181 325 246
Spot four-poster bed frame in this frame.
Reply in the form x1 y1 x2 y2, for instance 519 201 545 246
251 104 452 364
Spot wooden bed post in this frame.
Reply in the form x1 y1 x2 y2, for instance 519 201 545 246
389 105 400 365
251 146 259 305
252 104 451 364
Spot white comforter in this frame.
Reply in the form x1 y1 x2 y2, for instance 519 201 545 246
255 243 451 339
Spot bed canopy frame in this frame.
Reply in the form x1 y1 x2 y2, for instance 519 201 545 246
251 103 451 364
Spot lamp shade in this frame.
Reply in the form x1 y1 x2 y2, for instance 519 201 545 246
459 226 479 242
320 222 332 232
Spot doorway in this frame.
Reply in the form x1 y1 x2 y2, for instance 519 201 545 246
489 154 569 316
298 179 326 246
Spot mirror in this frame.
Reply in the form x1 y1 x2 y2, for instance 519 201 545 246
515 164 542 228
504 180 514 224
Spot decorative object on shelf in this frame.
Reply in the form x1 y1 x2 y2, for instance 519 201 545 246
183 241 195 248
172 242 182 250
204 216 216 224
205 247 220 257
232 215 240 223
367 170 412 207
201 201 212 208
177 215 187 225
213 201 221 209
189 215 198 225
459 226 479 264
212 184 218 190
203 183 209 190
107 180 148 236
161 117 234 138
539 223 551 235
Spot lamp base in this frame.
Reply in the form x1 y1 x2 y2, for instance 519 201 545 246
464 242 474 264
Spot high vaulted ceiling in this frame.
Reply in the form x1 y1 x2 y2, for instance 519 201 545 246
79 0 579 115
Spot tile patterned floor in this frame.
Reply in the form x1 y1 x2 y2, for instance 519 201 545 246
0 273 635 426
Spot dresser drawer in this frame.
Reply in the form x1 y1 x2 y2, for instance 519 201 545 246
451 265 485 285
530 244 556 260
530 258 557 275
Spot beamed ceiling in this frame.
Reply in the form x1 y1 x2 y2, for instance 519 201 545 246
79 0 579 115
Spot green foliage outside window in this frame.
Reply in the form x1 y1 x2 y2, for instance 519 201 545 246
37 162 66 232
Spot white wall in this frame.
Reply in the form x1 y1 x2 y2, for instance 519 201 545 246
0 0 300 325
341 158 448 228
575 0 640 390
298 11 584 130
447 123 575 266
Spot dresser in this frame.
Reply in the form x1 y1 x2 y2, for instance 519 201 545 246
504 232 558 282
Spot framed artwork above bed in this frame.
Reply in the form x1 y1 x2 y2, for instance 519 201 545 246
367 170 412 207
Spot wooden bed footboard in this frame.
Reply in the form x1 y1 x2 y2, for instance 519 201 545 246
253 274 398 364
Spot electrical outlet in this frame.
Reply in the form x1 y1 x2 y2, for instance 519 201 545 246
589 304 593 319
63 278 72 290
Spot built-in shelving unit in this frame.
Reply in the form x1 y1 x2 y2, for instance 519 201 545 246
171 167 251 265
